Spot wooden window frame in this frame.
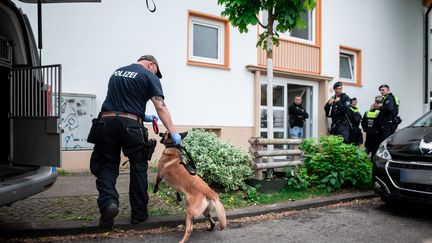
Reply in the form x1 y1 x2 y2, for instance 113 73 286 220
339 45 362 87
187 10 230 70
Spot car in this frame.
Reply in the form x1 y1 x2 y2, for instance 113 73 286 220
373 110 432 205
1 0 61 207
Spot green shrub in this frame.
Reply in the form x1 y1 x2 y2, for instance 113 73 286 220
288 135 372 192
182 129 253 192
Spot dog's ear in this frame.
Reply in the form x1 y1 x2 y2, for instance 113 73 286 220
180 132 188 139
159 132 166 138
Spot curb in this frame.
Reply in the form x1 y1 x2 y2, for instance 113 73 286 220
0 191 377 238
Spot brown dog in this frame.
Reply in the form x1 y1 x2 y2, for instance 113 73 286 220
153 132 226 243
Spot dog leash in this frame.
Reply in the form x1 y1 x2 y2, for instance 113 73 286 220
165 144 197 175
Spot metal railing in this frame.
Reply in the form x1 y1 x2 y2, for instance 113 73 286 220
10 65 61 118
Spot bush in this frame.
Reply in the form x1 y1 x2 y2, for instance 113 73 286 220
288 135 372 192
182 129 253 192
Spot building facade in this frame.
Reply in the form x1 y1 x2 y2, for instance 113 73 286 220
13 0 430 171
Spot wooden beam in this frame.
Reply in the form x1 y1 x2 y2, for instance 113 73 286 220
248 137 302 145
253 160 303 169
253 149 302 157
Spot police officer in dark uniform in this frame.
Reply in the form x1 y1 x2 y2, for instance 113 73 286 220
348 97 363 145
324 81 351 143
361 96 383 158
89 55 181 229
378 84 401 141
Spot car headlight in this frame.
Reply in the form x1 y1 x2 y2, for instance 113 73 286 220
376 139 392 160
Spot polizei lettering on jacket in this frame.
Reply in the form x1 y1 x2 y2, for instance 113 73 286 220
113 70 138 78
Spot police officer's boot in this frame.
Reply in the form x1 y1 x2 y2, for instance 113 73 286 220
99 202 119 229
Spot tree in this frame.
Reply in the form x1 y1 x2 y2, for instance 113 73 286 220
218 0 316 177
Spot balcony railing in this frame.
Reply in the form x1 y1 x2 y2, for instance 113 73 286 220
258 39 320 74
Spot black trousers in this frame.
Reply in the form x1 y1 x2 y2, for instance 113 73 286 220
331 120 350 144
381 122 398 142
365 132 380 158
349 126 363 146
90 116 149 221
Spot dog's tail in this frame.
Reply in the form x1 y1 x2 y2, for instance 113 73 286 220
212 198 226 230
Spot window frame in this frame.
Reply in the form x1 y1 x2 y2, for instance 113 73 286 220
187 10 230 69
259 8 315 45
339 52 355 82
339 46 362 87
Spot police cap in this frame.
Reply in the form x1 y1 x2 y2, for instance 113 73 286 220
333 81 343 89
378 84 389 91
138 55 162 79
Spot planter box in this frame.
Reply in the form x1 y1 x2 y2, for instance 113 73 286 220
245 171 288 193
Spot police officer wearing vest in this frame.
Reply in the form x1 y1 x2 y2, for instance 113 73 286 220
362 96 383 158
89 55 181 229
348 97 363 145
324 81 352 143
377 84 401 141
288 95 309 138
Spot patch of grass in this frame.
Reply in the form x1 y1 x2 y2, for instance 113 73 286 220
220 186 331 210
62 215 93 221
52 198 65 205
56 169 70 176
149 208 171 216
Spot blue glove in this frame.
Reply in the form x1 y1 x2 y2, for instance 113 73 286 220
170 133 181 145
144 115 159 123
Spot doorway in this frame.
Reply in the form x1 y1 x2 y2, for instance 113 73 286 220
287 84 313 138
259 83 313 141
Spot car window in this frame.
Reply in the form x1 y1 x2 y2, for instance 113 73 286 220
412 112 432 127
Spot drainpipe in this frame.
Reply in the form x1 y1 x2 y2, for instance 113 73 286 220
425 6 431 108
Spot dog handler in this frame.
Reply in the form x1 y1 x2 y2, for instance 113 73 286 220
89 55 181 229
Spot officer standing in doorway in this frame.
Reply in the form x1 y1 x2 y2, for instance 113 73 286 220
324 81 352 143
348 97 363 145
377 84 401 141
89 55 181 230
362 96 383 158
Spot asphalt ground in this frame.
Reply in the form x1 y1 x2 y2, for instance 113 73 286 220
0 172 376 239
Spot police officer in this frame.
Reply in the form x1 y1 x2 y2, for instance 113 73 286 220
348 97 363 145
324 81 352 143
361 96 383 158
377 84 401 141
90 55 181 229
288 95 309 138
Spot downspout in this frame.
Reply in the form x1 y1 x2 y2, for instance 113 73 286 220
425 6 431 108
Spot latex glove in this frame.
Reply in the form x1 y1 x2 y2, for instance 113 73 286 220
170 133 181 145
144 115 159 123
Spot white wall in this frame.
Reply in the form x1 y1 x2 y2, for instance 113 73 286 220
322 0 425 127
13 0 257 127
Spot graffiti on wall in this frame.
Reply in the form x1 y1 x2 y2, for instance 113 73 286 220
60 93 96 150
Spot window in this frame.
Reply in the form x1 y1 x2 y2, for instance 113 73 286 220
260 4 314 42
188 11 230 69
339 46 362 86
340 53 354 80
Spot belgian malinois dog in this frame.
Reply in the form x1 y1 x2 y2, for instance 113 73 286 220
153 132 226 243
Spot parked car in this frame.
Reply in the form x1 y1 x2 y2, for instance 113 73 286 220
373 111 432 205
1 0 61 207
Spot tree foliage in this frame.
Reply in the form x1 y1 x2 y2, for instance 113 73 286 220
218 0 316 49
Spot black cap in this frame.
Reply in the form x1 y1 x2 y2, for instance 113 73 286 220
378 84 389 90
137 55 162 78
333 81 343 89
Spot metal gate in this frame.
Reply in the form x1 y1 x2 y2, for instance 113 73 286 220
9 65 62 167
